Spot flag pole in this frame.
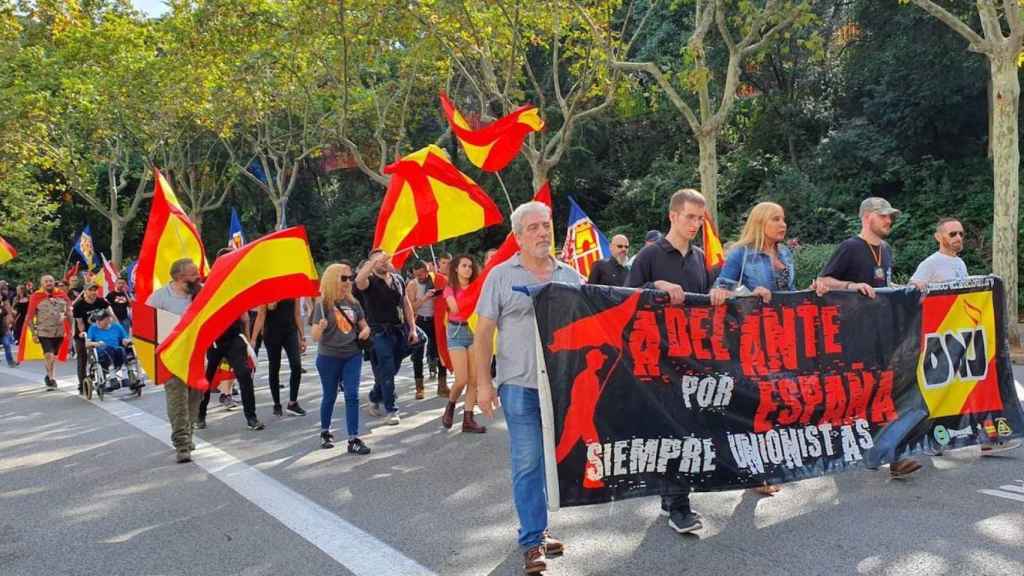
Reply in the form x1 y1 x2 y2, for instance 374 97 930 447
429 245 438 267
495 173 514 212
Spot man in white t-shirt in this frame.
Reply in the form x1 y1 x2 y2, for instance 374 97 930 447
910 218 968 285
912 218 1021 456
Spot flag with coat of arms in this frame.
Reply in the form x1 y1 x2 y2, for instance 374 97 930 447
561 196 611 279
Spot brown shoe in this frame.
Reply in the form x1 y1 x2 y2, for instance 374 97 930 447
542 530 564 557
441 401 456 429
462 411 487 434
523 545 546 575
436 376 450 398
889 458 922 478
415 378 425 400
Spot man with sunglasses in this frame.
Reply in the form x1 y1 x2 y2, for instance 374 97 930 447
911 218 1021 456
587 234 630 287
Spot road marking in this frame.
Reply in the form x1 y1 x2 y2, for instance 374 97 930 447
978 481 1024 504
0 366 437 576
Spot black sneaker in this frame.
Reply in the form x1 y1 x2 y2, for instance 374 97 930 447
668 510 703 534
320 431 334 449
194 419 207 430
246 417 265 431
272 404 283 417
347 437 371 455
45 376 57 390
286 402 307 416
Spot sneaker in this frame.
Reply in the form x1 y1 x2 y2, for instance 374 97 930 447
320 431 335 449
231 388 239 397
220 395 239 411
286 402 307 416
194 419 207 430
367 403 383 417
273 404 283 417
668 510 703 534
176 450 192 463
981 438 1023 456
347 437 371 455
246 417 265 431
45 376 57 390
387 412 400 426
542 530 564 557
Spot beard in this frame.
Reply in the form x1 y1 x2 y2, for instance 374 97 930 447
185 280 202 296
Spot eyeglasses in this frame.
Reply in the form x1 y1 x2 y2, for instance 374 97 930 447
948 231 964 238
339 275 353 282
613 244 629 249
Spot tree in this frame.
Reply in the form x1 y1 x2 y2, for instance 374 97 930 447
590 0 813 220
905 0 1022 334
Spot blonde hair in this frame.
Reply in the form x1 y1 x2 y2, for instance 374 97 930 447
320 262 349 305
735 202 784 252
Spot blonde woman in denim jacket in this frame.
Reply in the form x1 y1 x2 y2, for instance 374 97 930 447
709 201 792 496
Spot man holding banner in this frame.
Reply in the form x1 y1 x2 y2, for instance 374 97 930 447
475 201 579 575
625 188 714 535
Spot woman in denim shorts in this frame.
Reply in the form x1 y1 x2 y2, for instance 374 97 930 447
440 254 486 433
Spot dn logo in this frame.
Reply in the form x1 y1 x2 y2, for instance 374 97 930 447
922 329 988 388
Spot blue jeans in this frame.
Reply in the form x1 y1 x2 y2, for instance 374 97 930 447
499 384 548 550
368 329 409 413
317 353 363 437
2 332 15 366
97 346 126 369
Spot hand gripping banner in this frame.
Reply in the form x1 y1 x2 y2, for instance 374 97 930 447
528 276 1024 509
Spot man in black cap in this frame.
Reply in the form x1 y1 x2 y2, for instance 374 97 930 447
627 230 661 267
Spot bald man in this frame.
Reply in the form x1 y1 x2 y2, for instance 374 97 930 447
587 234 630 287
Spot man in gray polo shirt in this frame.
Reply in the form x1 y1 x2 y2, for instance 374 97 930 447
475 201 580 575
146 258 203 463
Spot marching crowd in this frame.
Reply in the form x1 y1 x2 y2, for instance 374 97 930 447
2 188 1022 575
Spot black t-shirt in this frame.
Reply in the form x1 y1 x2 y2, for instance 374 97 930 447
588 257 628 287
356 274 404 327
73 297 111 334
625 238 714 294
106 290 131 321
820 237 893 288
264 299 297 339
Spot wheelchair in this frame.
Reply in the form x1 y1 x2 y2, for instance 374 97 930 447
82 342 145 401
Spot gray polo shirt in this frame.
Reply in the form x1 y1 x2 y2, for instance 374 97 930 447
146 284 192 316
477 253 581 390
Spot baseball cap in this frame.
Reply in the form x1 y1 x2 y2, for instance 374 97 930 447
859 197 901 218
644 230 662 243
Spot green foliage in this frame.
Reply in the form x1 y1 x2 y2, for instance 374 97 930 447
791 243 836 290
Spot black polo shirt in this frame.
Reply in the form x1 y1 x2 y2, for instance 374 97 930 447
355 274 403 328
587 257 628 287
625 237 713 294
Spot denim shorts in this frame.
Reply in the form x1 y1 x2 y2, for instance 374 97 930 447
446 322 474 350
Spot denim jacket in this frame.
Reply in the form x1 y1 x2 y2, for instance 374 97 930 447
713 244 796 292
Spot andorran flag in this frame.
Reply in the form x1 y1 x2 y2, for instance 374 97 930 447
374 144 503 269
702 212 725 271
440 92 544 172
0 234 16 265
132 169 210 384
157 226 319 390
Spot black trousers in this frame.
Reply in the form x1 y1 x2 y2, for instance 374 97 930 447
410 315 439 380
75 336 87 390
199 336 256 420
265 330 301 406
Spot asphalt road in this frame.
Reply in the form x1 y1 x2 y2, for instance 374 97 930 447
1 348 1022 576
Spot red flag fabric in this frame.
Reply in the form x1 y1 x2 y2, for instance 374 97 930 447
431 272 452 371
63 262 80 286
548 291 641 353
374 145 504 270
439 92 545 172
102 255 119 291
17 290 72 362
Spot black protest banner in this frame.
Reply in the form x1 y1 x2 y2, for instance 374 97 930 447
530 276 1024 508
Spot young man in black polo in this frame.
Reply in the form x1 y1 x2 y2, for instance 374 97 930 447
72 283 113 394
626 188 713 535
813 196 923 479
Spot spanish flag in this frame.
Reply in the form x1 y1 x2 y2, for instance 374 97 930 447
17 290 72 362
131 170 209 384
374 144 503 269
157 227 319 390
440 92 545 172
0 234 15 265
703 212 725 271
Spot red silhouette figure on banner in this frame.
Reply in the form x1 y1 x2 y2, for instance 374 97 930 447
556 348 608 488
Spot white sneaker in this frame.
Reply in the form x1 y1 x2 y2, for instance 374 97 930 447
367 403 383 417
387 412 400 426
981 438 1022 456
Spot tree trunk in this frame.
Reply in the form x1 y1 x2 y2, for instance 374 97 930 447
110 217 124 269
530 162 551 204
989 54 1020 340
697 132 720 223
275 197 287 231
192 212 205 239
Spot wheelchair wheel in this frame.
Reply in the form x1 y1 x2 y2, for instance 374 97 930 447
82 377 93 401
95 378 105 401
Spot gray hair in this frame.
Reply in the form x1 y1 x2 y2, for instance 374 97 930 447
510 201 552 236
169 258 196 280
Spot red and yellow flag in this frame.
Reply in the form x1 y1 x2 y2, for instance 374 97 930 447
157 227 319 390
374 144 503 269
0 234 16 265
17 290 72 362
440 92 545 172
132 170 210 384
702 212 725 271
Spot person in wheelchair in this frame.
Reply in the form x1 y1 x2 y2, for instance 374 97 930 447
85 309 132 391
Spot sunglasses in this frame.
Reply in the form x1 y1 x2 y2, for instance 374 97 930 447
339 275 353 282
948 231 964 238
